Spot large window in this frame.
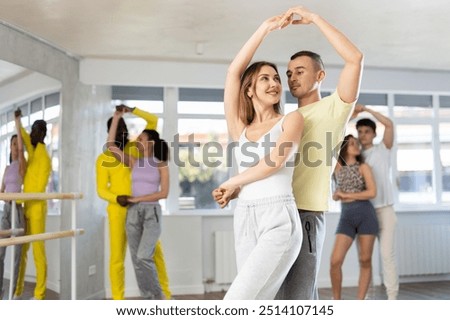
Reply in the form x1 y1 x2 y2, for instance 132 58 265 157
112 87 231 212
284 91 449 210
176 89 230 210
396 124 434 204
177 117 229 209
110 87 450 213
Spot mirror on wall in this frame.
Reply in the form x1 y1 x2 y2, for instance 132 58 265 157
0 59 62 214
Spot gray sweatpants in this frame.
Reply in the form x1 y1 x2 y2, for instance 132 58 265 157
0 202 24 296
224 195 302 300
276 210 325 300
126 203 162 299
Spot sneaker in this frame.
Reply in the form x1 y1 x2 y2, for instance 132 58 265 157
13 294 22 300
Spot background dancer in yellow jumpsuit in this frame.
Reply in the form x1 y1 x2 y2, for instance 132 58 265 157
96 104 171 300
14 109 51 300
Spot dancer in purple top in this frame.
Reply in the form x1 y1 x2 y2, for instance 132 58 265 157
107 110 169 299
0 113 27 299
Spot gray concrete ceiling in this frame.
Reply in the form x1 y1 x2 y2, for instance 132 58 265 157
1 0 449 83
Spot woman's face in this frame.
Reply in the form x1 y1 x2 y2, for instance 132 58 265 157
346 136 361 157
249 65 282 108
136 132 153 153
10 136 18 160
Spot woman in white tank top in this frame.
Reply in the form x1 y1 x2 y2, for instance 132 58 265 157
212 15 304 299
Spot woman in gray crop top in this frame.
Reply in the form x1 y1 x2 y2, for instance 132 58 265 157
330 134 379 299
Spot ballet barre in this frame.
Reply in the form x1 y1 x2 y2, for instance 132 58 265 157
0 228 24 237
0 192 83 300
0 229 85 247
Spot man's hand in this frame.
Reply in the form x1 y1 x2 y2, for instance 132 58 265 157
116 104 134 113
117 195 130 207
351 104 366 119
14 108 22 119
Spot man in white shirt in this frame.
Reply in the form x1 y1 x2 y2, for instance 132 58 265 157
355 104 399 300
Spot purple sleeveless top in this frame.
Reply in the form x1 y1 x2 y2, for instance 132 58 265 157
4 160 23 193
131 157 160 204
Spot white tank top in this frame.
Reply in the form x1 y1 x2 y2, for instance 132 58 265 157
234 116 298 200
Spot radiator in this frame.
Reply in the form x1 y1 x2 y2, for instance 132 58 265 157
214 231 237 284
397 225 450 276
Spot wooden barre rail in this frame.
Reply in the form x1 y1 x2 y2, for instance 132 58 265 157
0 228 24 237
0 192 83 201
0 229 85 247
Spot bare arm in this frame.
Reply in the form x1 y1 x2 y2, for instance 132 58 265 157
355 104 394 149
332 164 342 201
128 162 169 203
219 112 304 203
225 15 284 141
107 111 134 167
1 167 6 193
337 163 377 201
281 6 363 103
14 112 27 179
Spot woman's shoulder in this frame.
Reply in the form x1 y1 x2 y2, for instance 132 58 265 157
358 162 373 174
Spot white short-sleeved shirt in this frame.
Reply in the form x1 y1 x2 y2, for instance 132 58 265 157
362 142 394 208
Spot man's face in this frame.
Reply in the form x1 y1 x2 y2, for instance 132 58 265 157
286 56 322 99
30 121 46 146
357 125 376 148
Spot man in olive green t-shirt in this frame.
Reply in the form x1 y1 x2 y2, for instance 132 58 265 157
275 6 363 300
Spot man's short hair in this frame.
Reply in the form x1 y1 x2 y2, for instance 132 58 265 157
290 50 324 71
356 118 376 133
32 119 47 135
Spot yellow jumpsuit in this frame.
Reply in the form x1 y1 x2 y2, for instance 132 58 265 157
96 108 171 300
15 127 51 300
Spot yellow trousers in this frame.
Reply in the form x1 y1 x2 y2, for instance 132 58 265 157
108 204 171 299
15 201 47 300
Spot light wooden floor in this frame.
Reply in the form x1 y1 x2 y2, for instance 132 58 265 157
3 279 450 300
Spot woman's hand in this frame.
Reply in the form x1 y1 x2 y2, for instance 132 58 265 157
212 184 241 209
279 6 317 28
334 190 353 201
127 197 139 204
262 14 288 32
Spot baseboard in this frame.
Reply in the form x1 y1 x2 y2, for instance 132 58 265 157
204 282 230 293
399 274 450 283
83 289 106 300
105 284 205 299
21 275 60 294
318 274 382 289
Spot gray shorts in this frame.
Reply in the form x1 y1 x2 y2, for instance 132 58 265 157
337 200 379 239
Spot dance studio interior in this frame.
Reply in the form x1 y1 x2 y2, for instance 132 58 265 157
0 1 449 300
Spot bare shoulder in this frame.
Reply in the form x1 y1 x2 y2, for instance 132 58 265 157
359 162 373 173
334 162 342 174
283 110 304 128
